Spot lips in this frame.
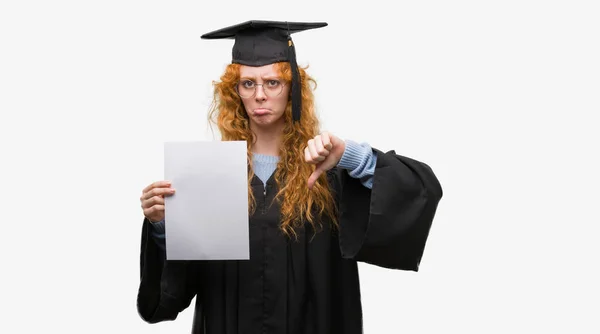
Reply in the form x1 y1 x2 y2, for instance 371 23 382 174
253 108 271 116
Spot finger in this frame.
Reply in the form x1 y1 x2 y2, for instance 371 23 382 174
141 187 174 201
142 180 172 194
143 204 165 217
308 139 325 162
141 196 163 210
141 196 165 209
308 169 323 190
314 135 330 157
304 146 314 163
321 132 332 150
141 187 175 201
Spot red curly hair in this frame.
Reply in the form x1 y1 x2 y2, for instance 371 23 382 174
207 62 337 238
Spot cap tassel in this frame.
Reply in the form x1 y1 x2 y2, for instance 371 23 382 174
287 36 301 123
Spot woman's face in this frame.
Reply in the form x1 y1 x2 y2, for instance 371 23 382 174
238 64 290 129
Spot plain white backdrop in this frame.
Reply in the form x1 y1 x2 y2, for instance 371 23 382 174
1 0 599 333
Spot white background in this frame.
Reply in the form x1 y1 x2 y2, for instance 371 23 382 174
1 0 599 333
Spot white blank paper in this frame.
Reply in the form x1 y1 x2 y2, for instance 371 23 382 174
164 140 249 260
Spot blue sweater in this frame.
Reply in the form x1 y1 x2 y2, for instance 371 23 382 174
150 140 377 238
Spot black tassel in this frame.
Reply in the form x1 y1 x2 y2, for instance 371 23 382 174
287 36 301 123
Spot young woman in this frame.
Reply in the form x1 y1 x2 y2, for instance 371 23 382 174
137 20 443 334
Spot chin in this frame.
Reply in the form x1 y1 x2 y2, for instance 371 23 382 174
250 115 284 128
252 115 271 123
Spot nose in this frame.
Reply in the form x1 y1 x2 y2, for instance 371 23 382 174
254 85 267 101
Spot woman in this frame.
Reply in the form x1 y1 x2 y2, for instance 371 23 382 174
137 20 443 334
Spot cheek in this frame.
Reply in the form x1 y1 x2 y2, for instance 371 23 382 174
276 98 286 112
275 94 289 113
241 98 254 113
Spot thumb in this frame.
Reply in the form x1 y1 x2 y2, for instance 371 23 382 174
307 168 324 190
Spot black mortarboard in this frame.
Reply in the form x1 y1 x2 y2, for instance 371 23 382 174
201 20 328 122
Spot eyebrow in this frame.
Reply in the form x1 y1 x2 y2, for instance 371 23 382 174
239 75 281 80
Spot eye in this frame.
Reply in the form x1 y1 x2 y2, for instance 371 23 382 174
266 80 281 88
241 80 255 88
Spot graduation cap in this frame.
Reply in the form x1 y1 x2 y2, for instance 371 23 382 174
201 20 328 122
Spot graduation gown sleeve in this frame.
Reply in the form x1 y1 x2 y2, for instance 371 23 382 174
333 148 443 271
136 218 201 323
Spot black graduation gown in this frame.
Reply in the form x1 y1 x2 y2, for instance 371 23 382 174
136 148 443 334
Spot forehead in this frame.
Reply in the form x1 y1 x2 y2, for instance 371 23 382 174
239 64 278 77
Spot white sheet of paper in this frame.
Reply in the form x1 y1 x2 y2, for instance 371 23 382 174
164 140 249 260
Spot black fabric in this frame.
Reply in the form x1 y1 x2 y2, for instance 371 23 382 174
201 20 327 41
200 20 327 123
137 148 443 333
287 35 301 122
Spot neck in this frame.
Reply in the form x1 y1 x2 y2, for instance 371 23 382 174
250 121 284 156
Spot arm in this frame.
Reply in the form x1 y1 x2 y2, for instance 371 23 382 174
148 219 166 251
336 140 377 189
136 218 201 323
331 148 443 271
